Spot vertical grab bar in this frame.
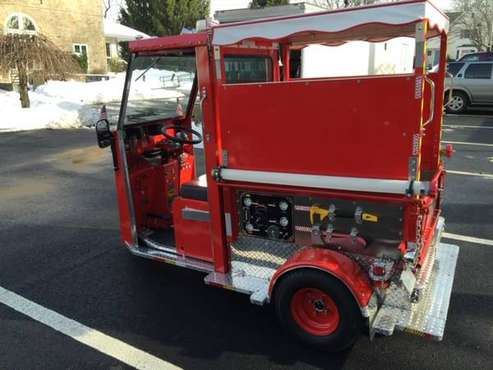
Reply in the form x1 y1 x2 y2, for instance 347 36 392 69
423 75 436 127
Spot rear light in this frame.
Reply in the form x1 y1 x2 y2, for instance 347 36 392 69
369 260 393 282
372 265 386 277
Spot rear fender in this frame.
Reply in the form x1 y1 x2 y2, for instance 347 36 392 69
269 247 373 309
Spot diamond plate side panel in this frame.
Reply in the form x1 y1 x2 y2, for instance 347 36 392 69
395 243 459 339
230 236 302 280
415 217 444 293
371 242 459 340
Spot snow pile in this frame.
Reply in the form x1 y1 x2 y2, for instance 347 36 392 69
0 76 124 132
0 69 193 132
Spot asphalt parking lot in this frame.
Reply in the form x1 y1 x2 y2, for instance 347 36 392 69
0 113 492 370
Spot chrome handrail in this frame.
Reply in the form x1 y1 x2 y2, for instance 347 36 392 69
423 75 436 128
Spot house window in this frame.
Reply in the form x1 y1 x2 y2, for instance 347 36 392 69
106 43 111 59
73 44 88 57
460 29 472 39
5 13 37 34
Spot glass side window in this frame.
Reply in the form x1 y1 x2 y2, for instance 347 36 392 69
224 55 273 84
461 55 479 62
447 63 464 77
464 63 492 79
124 54 196 125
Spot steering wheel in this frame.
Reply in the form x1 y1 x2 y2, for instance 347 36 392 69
161 125 202 145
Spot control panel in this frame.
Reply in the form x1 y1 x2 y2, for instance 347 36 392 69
239 192 293 241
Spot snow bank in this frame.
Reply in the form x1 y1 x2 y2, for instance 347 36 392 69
0 76 123 132
0 69 193 132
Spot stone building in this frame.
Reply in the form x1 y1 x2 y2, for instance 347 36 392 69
0 0 107 85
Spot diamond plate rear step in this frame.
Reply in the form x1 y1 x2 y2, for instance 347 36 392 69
371 242 459 340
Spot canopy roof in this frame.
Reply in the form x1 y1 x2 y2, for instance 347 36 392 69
211 0 448 46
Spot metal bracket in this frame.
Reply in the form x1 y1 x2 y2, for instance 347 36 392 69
212 167 223 181
408 156 418 180
222 150 229 167
182 208 210 222
213 45 222 79
414 22 426 69
354 206 363 224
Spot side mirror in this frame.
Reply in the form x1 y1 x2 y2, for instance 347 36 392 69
96 118 112 148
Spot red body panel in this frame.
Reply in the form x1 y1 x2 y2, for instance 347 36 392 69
269 247 373 307
172 197 213 262
218 75 422 180
130 159 179 229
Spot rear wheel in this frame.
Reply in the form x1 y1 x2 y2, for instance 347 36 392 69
274 269 362 351
446 91 469 114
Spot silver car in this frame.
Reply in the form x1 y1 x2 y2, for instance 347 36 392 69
445 61 493 113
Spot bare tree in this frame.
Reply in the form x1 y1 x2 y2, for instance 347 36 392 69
103 0 125 19
103 0 113 18
0 34 80 108
453 0 493 51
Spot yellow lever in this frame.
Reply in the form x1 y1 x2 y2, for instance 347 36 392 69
362 213 379 223
310 205 330 225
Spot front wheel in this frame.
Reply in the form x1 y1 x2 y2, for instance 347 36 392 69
273 269 363 352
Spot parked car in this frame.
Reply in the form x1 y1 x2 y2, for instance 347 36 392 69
458 52 493 62
445 61 493 113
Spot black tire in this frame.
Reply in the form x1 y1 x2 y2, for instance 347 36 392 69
273 269 362 352
446 90 469 114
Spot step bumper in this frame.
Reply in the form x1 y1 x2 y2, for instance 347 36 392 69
371 242 459 340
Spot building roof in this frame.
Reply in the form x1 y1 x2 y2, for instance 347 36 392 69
446 11 462 24
215 2 326 24
104 20 150 42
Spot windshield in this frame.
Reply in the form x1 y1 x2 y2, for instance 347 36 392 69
124 54 196 125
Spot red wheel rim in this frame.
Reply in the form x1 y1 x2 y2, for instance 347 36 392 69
290 288 340 336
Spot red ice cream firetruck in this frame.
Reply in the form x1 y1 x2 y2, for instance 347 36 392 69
96 0 459 351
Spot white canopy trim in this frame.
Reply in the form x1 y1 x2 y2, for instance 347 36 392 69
212 0 448 46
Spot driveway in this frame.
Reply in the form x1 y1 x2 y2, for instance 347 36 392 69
0 115 492 369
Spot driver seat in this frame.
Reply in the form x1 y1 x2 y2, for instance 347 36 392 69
180 174 208 201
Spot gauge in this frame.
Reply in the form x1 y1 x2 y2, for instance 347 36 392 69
243 196 252 207
267 225 280 239
279 201 289 211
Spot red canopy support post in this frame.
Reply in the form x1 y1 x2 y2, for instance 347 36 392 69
196 45 229 273
413 20 429 183
282 45 290 81
433 33 448 167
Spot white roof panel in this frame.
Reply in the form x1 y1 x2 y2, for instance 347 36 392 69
212 0 448 46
